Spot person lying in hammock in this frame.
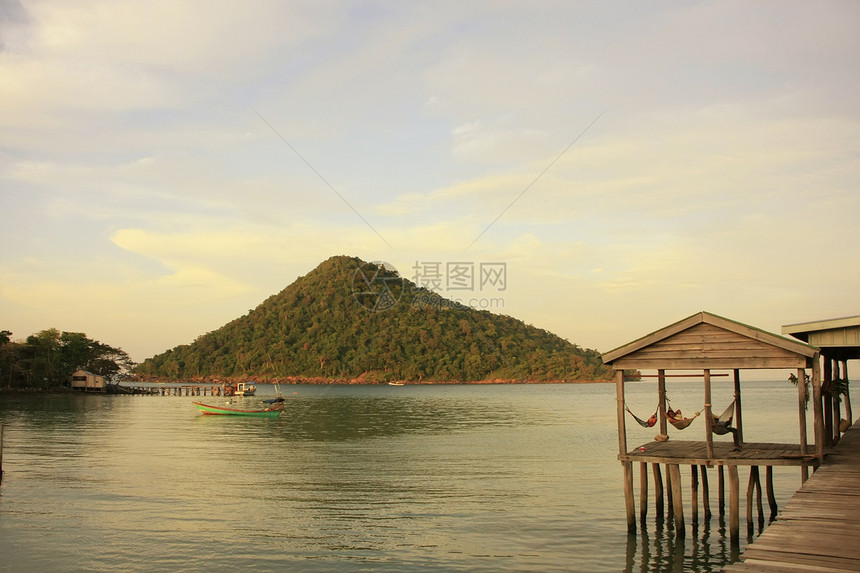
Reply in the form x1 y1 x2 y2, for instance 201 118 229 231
666 408 699 430
712 413 742 450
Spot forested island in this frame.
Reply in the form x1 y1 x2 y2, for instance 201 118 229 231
135 255 614 384
2 256 618 389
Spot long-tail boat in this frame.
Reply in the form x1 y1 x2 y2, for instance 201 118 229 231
192 401 283 417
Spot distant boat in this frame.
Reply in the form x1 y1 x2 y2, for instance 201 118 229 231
192 401 282 417
234 382 256 396
388 382 405 386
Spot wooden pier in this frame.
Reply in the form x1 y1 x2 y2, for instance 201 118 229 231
118 385 224 397
724 418 860 572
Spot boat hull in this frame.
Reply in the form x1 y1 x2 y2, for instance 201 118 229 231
192 401 282 417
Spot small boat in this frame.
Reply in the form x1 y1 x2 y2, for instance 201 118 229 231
234 382 256 396
388 381 405 386
192 401 282 417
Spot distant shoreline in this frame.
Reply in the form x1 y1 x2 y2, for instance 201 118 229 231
130 375 614 386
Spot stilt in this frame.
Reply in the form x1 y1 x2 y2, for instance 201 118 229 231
728 465 740 543
718 465 725 516
834 360 842 443
691 465 699 527
844 360 852 424
813 358 825 460
669 464 685 538
700 465 711 520
765 466 777 521
624 461 636 533
798 367 810 483
666 463 674 519
640 461 648 523
824 358 834 448
653 463 664 521
747 466 763 534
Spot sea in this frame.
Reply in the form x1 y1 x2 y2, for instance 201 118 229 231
0 381 809 572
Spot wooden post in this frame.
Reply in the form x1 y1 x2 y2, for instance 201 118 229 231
812 355 825 460
733 369 744 444
746 467 755 535
640 462 648 523
616 370 627 457
824 357 833 448
658 369 668 435
669 464 685 538
653 463 664 521
666 463 674 518
844 360 853 424
751 466 763 530
718 465 725 516
798 367 810 483
834 359 842 443
704 369 714 459
728 465 740 543
624 461 636 533
765 466 777 520
691 465 699 527
700 465 711 520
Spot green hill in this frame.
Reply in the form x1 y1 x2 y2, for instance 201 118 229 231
135 255 612 383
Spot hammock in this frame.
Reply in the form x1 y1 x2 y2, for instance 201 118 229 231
665 396 704 430
667 408 700 430
711 401 735 435
625 403 658 428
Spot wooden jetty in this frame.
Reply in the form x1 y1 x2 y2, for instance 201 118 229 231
117 385 224 397
602 311 825 542
724 418 860 572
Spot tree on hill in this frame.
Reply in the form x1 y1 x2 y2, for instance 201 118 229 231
136 255 614 383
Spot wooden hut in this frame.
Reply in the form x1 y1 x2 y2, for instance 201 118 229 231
783 315 859 447
70 369 106 392
602 311 822 541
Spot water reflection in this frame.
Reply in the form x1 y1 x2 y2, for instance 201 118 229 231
624 517 743 573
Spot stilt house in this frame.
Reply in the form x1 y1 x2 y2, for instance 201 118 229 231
602 311 823 542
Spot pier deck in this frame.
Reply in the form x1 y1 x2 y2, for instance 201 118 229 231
724 420 860 572
621 440 817 467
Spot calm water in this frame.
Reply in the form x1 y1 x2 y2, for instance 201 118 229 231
0 381 808 572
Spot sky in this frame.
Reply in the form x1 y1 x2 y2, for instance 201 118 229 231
1 0 859 366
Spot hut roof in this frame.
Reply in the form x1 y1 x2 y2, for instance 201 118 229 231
782 315 860 360
602 311 818 370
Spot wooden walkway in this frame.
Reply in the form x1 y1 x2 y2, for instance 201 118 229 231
724 420 860 572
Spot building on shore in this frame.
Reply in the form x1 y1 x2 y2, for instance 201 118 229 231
70 369 106 392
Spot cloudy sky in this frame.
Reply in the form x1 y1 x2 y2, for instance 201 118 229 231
2 0 859 363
